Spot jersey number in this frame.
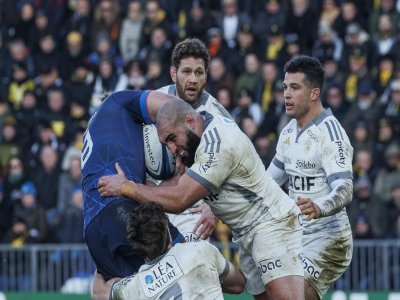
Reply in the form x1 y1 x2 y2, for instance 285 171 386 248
81 130 93 168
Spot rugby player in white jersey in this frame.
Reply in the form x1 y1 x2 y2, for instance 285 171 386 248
267 55 353 300
98 95 305 299
107 203 245 299
158 38 231 242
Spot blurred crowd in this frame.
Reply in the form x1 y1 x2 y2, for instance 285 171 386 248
0 0 399 248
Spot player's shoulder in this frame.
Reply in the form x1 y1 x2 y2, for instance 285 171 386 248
157 85 174 95
177 240 219 256
314 109 348 141
199 90 232 119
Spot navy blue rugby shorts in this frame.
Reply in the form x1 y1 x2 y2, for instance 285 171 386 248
85 197 183 280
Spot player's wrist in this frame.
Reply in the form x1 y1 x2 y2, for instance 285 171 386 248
121 180 136 198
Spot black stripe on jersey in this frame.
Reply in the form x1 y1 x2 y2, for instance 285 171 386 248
329 119 340 140
204 128 221 153
334 119 344 140
324 121 335 141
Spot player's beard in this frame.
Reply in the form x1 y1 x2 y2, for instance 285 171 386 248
181 129 201 167
175 77 202 105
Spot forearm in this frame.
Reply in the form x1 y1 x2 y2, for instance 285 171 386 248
121 180 192 214
313 178 353 217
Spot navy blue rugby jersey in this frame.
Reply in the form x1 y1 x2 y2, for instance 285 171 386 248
81 90 152 230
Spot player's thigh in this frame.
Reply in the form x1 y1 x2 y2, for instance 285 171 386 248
302 232 353 299
252 210 304 287
238 244 265 296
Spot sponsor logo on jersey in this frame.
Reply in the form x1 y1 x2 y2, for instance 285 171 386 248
184 233 199 242
296 160 316 170
200 152 216 174
307 129 320 142
139 256 184 298
282 128 293 135
302 257 322 280
289 176 316 191
258 258 282 275
283 156 292 164
283 137 290 145
335 141 346 168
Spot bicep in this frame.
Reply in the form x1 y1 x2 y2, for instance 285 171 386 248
176 173 210 204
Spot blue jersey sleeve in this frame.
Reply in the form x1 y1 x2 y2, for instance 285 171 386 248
110 90 153 124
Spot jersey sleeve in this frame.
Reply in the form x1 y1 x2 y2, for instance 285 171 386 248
198 242 230 281
186 127 234 194
110 90 152 124
320 119 353 184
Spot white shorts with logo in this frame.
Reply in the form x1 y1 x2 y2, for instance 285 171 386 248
237 205 304 295
168 210 206 242
302 231 353 299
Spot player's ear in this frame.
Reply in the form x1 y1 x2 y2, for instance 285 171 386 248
170 66 177 83
311 88 320 101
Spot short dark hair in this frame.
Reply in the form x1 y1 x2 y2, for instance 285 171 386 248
284 55 325 90
126 203 169 260
171 38 210 70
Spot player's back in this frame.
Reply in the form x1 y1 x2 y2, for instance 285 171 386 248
81 90 148 229
111 242 226 299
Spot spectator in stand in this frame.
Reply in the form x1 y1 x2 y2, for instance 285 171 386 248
333 0 368 40
373 55 395 98
384 185 400 237
185 0 215 44
347 176 384 237
118 1 144 64
56 185 84 244
33 0 67 30
215 0 251 49
319 0 340 27
353 214 375 239
372 14 397 61
322 58 345 98
33 32 59 78
0 117 20 170
28 9 51 55
312 22 344 64
7 62 35 111
350 121 374 154
58 156 82 213
216 86 234 113
91 0 121 49
14 2 35 47
253 0 286 43
58 31 87 82
3 39 35 80
60 0 92 43
143 59 170 90
3 157 30 204
234 52 261 98
353 149 378 184
34 64 63 108
205 57 235 98
13 182 47 243
384 79 400 138
373 143 400 204
231 87 263 127
254 60 280 114
325 84 350 123
369 0 399 36
115 60 146 91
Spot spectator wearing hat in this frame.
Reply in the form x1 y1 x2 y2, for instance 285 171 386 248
13 181 47 243
8 62 35 110
185 0 216 44
206 27 232 61
276 32 302 68
34 63 63 109
259 23 285 62
58 31 87 81
353 214 375 239
373 143 400 203
347 176 384 238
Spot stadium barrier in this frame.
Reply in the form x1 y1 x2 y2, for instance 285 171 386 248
0 240 399 294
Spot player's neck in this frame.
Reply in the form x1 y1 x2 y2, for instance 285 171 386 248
297 104 324 128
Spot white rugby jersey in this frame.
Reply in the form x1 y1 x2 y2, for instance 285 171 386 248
159 85 232 228
158 85 232 119
186 112 296 241
271 109 353 236
110 242 228 300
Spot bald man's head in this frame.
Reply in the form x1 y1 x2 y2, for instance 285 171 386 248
156 99 196 129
